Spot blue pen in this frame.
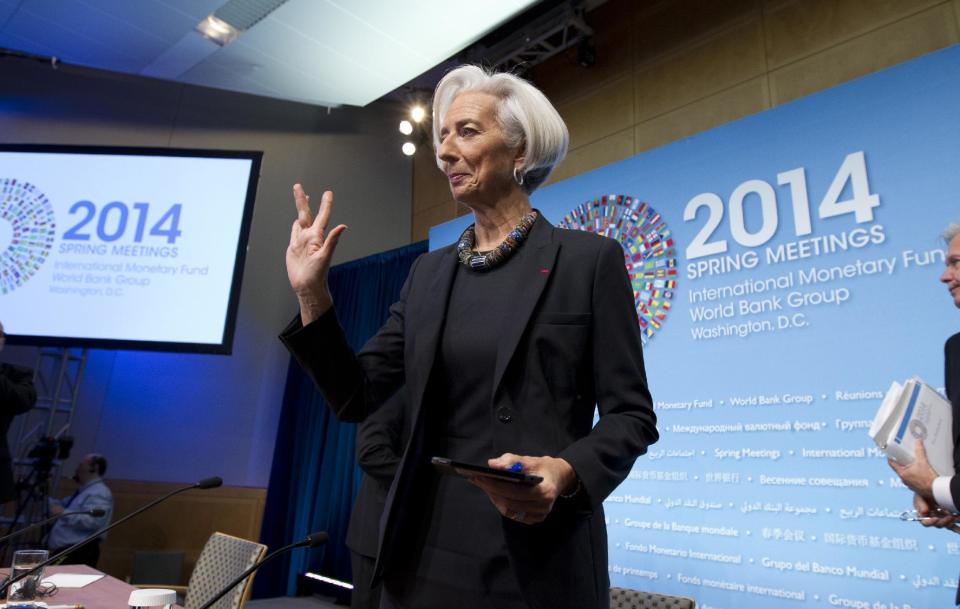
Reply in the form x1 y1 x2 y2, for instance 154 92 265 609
509 462 523 473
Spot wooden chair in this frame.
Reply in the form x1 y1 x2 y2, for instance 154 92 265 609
183 532 267 609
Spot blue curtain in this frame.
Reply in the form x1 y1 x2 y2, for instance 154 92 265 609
255 240 427 598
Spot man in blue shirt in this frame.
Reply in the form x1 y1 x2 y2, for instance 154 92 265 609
47 453 113 567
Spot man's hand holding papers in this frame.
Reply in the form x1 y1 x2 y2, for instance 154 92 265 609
890 441 939 499
890 442 960 532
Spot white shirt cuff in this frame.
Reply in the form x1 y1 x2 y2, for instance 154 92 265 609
932 476 957 511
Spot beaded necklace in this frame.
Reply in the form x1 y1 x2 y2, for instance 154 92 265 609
456 210 538 271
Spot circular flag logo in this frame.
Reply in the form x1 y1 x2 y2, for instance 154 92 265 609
0 179 56 295
909 419 928 441
559 194 677 345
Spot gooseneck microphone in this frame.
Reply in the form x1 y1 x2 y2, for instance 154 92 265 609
0 476 223 597
197 531 329 609
0 508 107 548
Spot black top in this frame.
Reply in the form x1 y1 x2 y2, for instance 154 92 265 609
391 247 533 608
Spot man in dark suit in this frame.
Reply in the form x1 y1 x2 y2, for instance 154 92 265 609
346 391 406 609
0 321 37 504
889 224 960 605
889 225 960 513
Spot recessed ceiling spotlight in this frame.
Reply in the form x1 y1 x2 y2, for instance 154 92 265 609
196 15 240 46
402 142 416 156
410 105 426 123
399 120 413 135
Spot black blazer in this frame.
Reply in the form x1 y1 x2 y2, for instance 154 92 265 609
947 333 960 505
345 389 406 558
282 215 659 609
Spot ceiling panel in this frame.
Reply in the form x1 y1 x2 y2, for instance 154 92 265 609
339 0 533 60
263 3 421 85
0 2 19 27
0 29 58 58
0 0 541 107
84 0 206 46
2 6 118 68
146 0 222 21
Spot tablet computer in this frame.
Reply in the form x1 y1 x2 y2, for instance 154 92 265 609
431 457 543 486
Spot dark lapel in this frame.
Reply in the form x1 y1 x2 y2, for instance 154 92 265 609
373 246 457 583
491 214 561 401
408 245 458 416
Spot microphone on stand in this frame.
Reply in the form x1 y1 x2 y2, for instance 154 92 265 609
0 476 223 597
197 532 329 609
0 508 106 548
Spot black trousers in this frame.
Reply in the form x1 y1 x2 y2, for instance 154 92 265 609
51 538 100 568
350 551 381 609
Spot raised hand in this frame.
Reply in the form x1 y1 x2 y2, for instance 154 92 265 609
286 184 347 324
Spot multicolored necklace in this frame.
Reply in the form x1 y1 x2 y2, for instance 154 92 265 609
457 210 538 271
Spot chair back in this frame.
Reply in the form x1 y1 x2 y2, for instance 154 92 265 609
610 586 696 609
184 532 267 609
130 550 185 586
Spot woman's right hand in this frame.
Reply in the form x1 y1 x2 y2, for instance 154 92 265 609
286 184 347 325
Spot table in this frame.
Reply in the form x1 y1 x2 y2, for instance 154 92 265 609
44 565 136 609
3 565 180 609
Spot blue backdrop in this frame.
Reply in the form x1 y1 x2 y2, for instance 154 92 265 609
430 45 960 609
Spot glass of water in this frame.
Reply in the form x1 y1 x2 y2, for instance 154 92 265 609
6 549 49 607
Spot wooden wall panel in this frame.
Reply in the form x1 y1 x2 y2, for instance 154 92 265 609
634 77 769 154
408 0 959 240
763 0 944 68
633 18 766 123
54 479 266 584
547 128 634 185
558 75 635 149
769 3 959 104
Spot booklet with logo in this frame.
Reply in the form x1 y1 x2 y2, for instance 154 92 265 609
869 378 955 476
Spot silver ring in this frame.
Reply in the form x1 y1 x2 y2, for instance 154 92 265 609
513 510 526 521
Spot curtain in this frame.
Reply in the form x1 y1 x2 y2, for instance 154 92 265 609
255 240 427 598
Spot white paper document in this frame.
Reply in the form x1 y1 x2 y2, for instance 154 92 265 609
40 572 104 588
869 377 955 476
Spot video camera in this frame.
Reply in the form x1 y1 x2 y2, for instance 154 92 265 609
27 436 73 472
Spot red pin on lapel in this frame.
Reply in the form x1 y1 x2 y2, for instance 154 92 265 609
539 268 550 275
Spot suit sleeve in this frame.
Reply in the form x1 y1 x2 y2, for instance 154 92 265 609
355 389 405 483
946 335 960 506
558 237 659 508
279 255 421 422
0 365 37 416
946 334 958 406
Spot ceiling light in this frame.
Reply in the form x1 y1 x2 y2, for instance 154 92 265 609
196 15 241 46
402 142 416 156
399 120 413 135
410 106 426 123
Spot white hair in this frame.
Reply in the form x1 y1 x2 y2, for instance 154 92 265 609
943 223 960 244
431 65 569 194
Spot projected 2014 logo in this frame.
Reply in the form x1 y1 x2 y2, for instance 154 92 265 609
559 195 677 346
0 179 56 295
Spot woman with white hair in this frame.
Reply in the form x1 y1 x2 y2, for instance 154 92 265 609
282 65 658 609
